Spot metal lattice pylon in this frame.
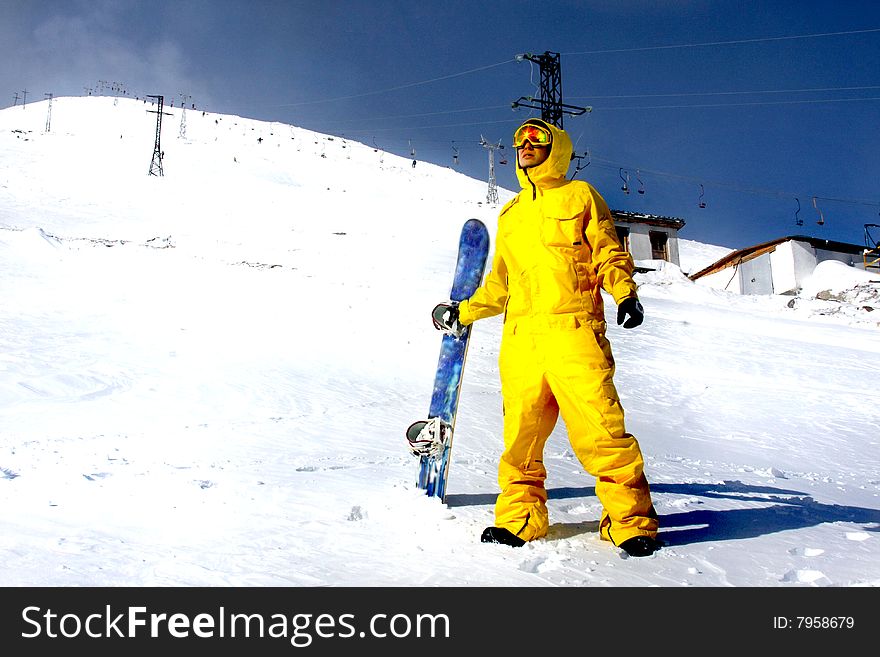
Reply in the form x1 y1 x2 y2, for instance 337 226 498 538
179 94 191 139
511 51 589 128
44 93 53 133
480 136 504 204
146 95 169 176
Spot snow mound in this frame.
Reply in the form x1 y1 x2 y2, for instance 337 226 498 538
787 260 880 326
800 259 880 298
635 260 694 286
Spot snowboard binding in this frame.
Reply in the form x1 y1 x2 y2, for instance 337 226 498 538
431 301 465 338
406 417 451 458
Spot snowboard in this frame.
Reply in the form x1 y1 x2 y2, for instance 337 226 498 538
407 218 490 501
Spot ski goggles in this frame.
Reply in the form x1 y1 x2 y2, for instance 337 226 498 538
513 123 552 148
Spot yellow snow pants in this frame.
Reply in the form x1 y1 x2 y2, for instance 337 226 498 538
494 316 658 545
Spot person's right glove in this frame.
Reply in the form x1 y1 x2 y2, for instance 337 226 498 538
432 301 464 336
616 297 644 329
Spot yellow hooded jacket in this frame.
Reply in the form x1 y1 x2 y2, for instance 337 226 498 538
458 119 637 329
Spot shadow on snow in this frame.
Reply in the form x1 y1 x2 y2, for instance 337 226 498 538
446 480 880 546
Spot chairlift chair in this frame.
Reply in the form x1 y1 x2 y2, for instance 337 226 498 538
812 197 824 226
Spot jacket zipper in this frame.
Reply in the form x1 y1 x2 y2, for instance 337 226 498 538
523 168 537 201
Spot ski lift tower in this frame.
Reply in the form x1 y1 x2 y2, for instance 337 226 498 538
480 136 504 204
511 51 589 128
146 94 171 176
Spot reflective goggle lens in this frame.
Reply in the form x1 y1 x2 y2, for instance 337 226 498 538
513 124 552 148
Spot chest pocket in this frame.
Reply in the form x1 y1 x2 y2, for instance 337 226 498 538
542 211 586 248
541 194 588 247
541 185 589 249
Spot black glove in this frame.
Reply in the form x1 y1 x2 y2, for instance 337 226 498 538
432 301 463 336
616 297 644 329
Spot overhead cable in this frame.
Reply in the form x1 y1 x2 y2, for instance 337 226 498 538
562 27 880 56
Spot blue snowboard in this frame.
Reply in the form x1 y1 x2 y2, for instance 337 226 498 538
407 218 490 501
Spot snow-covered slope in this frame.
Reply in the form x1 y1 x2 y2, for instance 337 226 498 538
1 97 878 588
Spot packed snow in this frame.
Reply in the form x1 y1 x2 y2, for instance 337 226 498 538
1 97 878 587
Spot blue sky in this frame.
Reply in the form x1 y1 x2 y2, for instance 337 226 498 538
3 0 879 249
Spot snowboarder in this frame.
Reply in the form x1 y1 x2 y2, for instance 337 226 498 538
432 118 660 557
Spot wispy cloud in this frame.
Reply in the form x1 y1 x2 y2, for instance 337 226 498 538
2 2 211 108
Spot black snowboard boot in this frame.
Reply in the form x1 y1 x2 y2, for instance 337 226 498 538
480 526 526 547
619 535 660 557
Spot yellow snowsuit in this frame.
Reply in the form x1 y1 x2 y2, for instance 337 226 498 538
457 119 658 546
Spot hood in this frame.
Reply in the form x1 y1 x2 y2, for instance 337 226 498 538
514 119 573 191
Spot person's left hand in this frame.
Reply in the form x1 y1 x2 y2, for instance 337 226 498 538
616 297 644 329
